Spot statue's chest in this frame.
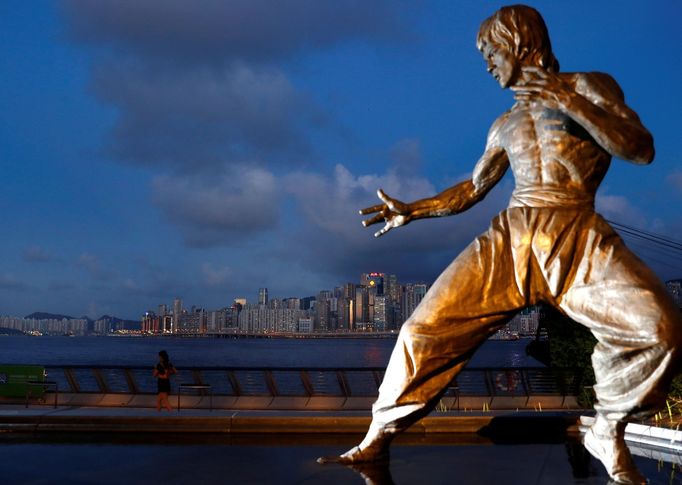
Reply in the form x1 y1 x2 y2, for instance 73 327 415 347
500 109 541 156
501 107 590 153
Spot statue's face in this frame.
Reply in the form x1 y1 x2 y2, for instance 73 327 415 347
481 42 520 88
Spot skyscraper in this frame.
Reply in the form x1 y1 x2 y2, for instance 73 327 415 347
172 297 182 333
337 283 355 331
315 291 330 332
258 287 269 306
361 272 385 295
355 286 369 329
401 283 428 324
373 295 387 331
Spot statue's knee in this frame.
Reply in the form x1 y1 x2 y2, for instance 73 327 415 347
399 319 416 337
655 308 682 347
398 317 427 339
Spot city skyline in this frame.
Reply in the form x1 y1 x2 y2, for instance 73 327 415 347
2 1 681 319
3 276 680 336
2 271 434 335
1 268 433 321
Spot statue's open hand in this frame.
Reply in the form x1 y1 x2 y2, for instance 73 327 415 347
510 67 572 110
359 189 412 238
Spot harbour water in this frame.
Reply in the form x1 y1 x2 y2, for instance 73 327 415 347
0 336 542 368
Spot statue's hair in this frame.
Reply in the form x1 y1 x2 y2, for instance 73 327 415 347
477 5 560 72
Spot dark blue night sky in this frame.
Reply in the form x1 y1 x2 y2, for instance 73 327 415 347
1 1 681 319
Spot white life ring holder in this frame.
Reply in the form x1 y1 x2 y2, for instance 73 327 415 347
495 370 520 392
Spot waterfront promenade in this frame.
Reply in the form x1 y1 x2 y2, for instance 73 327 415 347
0 404 678 484
1 342 678 483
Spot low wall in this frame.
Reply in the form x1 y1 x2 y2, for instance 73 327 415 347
5 392 581 411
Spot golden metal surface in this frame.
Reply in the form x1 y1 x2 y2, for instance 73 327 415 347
344 5 682 483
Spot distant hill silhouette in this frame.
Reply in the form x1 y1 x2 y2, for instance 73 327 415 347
95 314 121 322
24 312 83 321
94 315 141 330
22 312 139 330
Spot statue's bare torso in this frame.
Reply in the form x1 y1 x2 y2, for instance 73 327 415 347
362 69 653 233
493 73 619 208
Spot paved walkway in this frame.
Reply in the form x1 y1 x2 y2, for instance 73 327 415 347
2 406 680 484
0 404 583 435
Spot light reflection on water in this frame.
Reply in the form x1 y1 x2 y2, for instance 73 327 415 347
0 336 542 368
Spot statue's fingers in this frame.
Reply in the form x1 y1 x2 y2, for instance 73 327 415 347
374 223 392 238
377 188 398 211
522 66 547 77
510 84 542 93
362 212 385 227
513 90 533 98
377 188 391 204
359 203 385 215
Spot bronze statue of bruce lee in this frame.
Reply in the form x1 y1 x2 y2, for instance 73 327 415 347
319 5 681 484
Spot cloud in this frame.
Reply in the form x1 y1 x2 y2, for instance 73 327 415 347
201 263 232 287
116 273 189 301
61 1 410 172
283 163 511 283
93 63 323 169
389 138 424 176
62 0 407 64
77 253 115 280
666 171 682 191
0 274 28 291
23 245 52 263
47 282 76 292
122 278 140 292
152 166 279 246
286 163 435 238
596 194 647 228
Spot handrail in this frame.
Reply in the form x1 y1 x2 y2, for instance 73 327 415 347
33 365 583 398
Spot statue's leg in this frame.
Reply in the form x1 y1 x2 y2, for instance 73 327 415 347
320 213 526 464
556 214 682 484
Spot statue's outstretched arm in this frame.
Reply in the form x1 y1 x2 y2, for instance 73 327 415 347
360 143 509 238
512 67 654 164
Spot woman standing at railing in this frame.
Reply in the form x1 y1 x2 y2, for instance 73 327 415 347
153 350 176 412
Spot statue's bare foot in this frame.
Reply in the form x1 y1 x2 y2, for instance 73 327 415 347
583 421 645 484
317 429 390 464
317 442 389 465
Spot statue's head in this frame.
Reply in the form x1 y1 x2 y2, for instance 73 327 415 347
477 5 559 88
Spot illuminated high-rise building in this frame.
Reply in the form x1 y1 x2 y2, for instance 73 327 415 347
361 272 385 295
400 283 428 324
315 291 332 331
284 297 300 310
336 283 355 331
258 287 269 306
355 286 369 329
373 295 387 331
172 297 182 333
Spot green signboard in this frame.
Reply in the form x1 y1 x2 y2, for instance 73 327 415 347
0 365 45 398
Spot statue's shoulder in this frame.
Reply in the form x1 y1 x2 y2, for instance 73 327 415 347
486 110 512 145
567 71 625 102
492 109 513 129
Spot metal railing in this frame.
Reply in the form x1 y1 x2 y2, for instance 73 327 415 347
38 365 583 399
